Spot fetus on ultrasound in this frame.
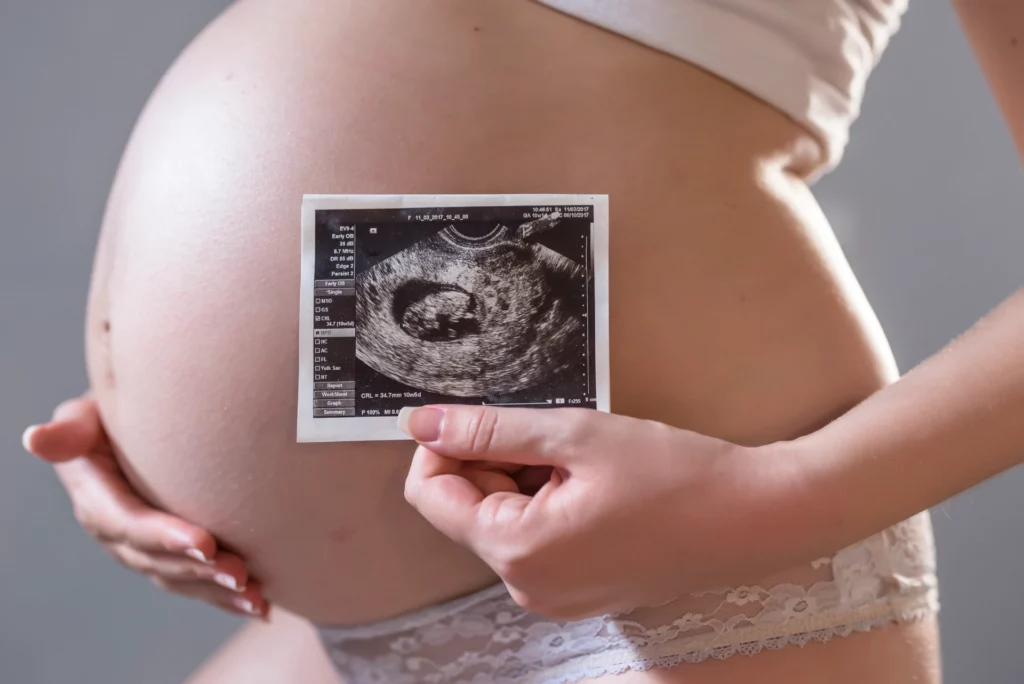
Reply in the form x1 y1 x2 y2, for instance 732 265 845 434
355 217 586 397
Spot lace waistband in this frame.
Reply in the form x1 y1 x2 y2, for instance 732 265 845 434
321 582 510 642
317 512 939 684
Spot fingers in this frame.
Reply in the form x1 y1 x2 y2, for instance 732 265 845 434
23 395 105 463
112 544 249 589
109 542 267 618
116 502 220 558
401 405 604 553
153 576 270 619
404 445 488 546
56 454 217 558
398 405 597 466
405 445 551 555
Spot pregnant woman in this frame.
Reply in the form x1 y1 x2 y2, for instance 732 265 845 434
30 0 1024 681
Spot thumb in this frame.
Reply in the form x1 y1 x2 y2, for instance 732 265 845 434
397 405 595 466
24 395 105 463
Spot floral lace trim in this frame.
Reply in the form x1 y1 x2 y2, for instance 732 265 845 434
529 602 937 684
318 513 939 684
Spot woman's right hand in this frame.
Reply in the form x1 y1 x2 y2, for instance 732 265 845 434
23 394 269 619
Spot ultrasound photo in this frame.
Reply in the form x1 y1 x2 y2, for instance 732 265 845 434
297 194 609 443
357 213 584 396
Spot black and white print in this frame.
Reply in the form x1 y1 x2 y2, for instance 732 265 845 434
297 194 609 442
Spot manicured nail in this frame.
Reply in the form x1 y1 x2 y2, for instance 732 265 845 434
397 407 444 442
234 597 260 615
214 573 243 592
185 548 212 564
21 425 40 453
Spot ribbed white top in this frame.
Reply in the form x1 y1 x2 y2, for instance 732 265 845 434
538 0 908 177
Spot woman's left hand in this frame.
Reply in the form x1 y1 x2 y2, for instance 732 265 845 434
401 405 824 621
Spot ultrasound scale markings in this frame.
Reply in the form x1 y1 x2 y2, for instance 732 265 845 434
482 400 554 406
491 222 590 408
585 229 591 399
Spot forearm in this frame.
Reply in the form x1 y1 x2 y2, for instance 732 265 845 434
774 0 1024 554
795 286 1024 546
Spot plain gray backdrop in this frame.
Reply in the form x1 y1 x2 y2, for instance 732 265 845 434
2 1 1023 682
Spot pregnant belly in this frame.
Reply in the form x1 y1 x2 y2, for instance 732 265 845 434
85 0 896 625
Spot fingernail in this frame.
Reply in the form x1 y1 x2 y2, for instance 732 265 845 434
397 407 444 442
185 548 213 564
214 573 244 592
234 597 260 616
21 425 40 453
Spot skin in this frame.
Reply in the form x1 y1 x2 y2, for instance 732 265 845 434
402 0 1024 619
26 405 941 683
183 608 343 684
27 0 969 680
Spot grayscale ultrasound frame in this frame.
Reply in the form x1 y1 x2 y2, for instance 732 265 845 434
297 194 610 442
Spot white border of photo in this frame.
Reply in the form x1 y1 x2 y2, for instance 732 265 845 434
297 193 610 443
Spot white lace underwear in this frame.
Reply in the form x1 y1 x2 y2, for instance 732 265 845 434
317 512 938 684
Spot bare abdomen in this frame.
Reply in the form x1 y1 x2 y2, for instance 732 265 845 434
87 0 904 645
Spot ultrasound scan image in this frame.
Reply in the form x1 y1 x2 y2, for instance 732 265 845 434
299 197 606 441
356 214 584 397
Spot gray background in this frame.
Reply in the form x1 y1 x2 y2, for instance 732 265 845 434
2 1 1022 682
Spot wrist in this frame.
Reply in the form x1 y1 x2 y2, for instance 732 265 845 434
748 434 858 565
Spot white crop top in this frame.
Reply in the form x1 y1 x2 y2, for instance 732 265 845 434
536 0 909 177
